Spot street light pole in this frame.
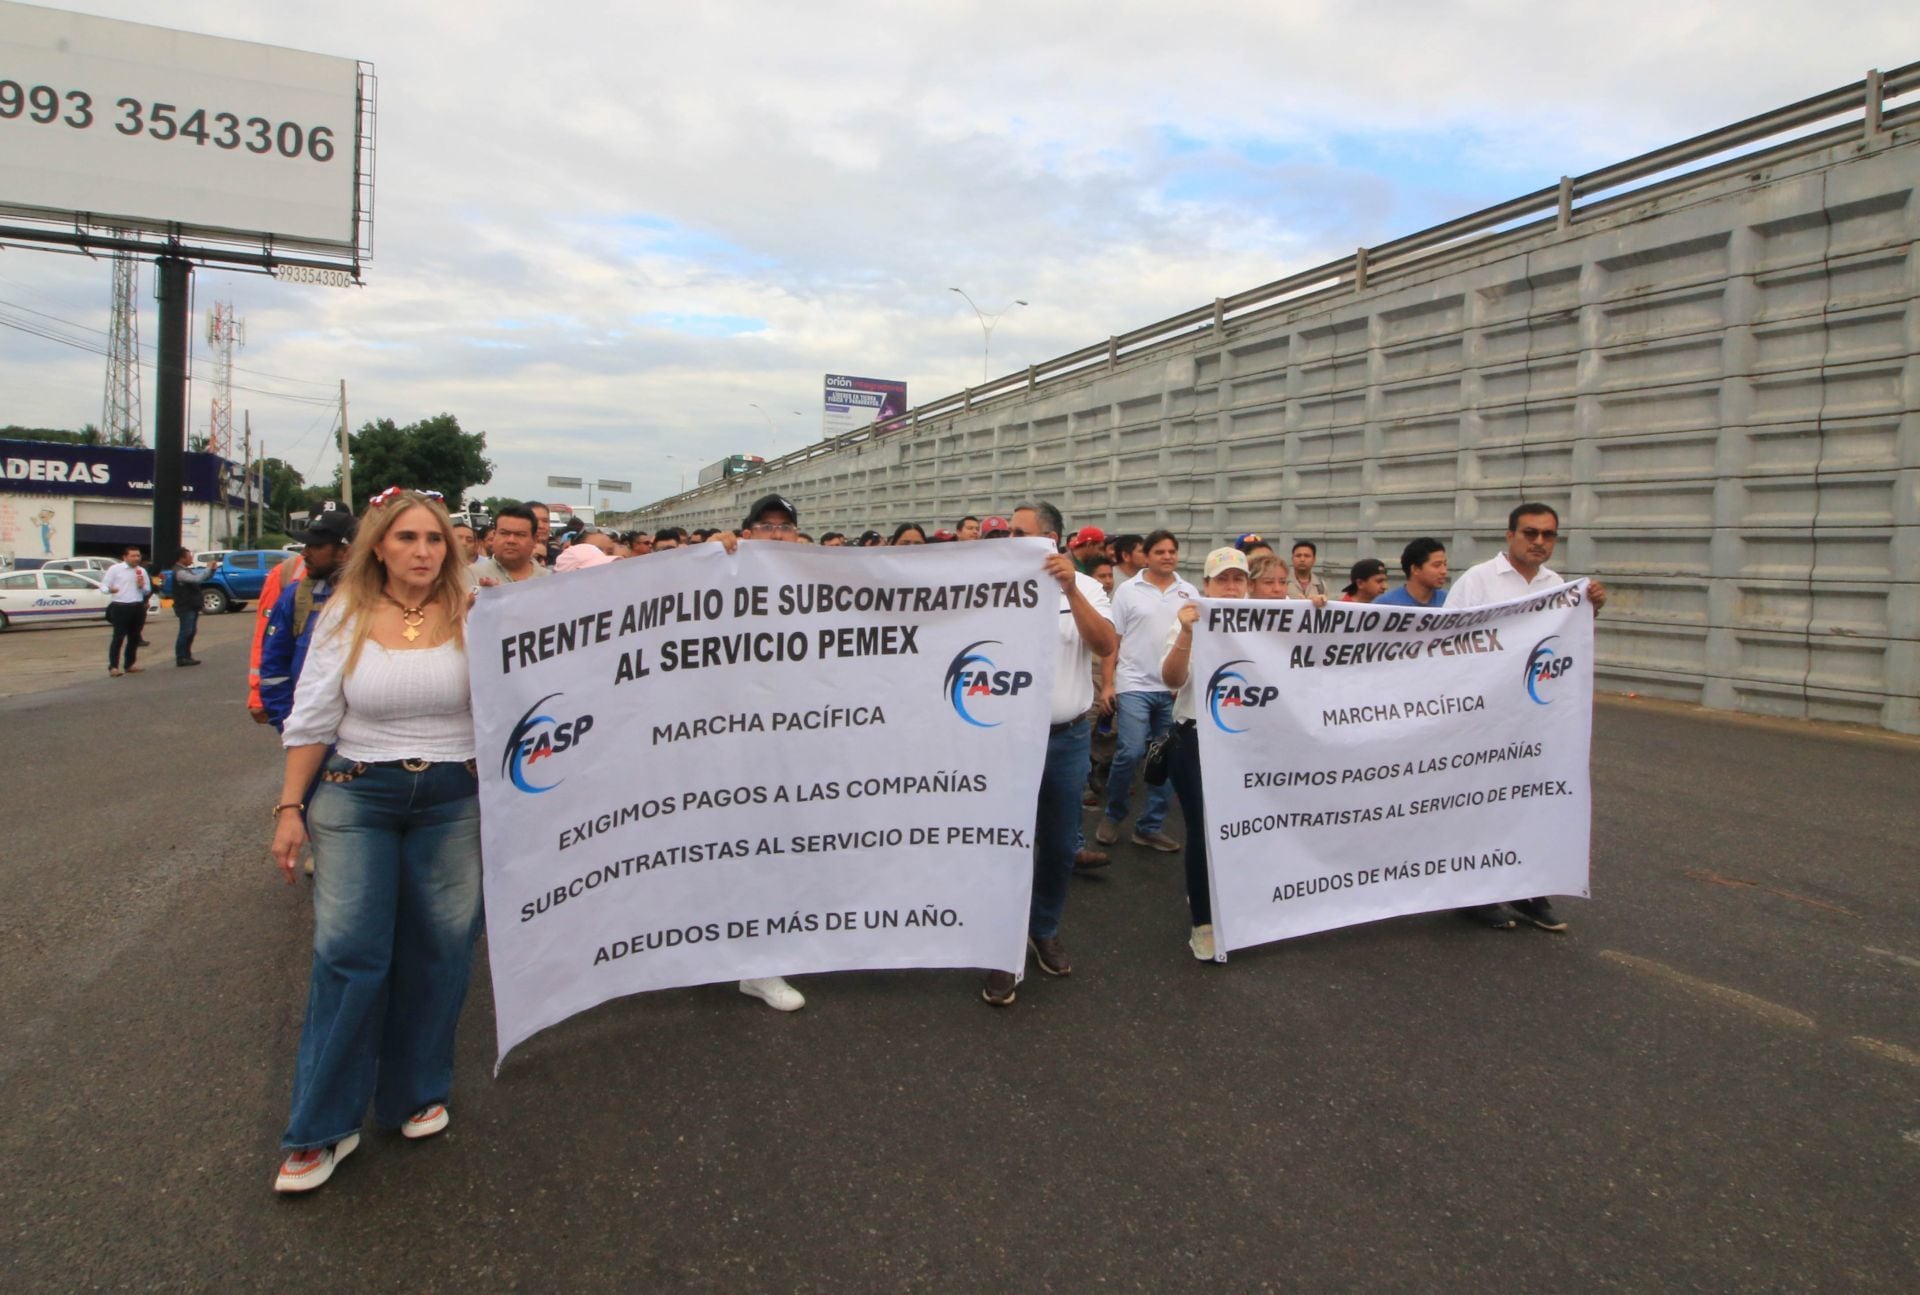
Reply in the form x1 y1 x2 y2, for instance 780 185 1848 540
749 403 805 453
950 288 1027 382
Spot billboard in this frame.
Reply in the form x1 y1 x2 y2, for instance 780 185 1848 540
0 2 365 251
823 375 908 439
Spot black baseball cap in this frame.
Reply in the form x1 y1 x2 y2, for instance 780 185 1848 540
1343 557 1387 593
302 500 356 545
744 494 798 529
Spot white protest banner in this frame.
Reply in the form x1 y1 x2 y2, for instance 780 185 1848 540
1192 582 1595 954
468 540 1059 1063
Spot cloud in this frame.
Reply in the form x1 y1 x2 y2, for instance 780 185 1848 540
2 0 1911 504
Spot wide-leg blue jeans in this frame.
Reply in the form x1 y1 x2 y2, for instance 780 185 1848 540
282 756 483 1151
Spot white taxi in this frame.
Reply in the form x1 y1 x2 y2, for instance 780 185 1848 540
0 569 160 631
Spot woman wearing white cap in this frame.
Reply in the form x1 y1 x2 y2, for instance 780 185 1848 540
1158 547 1251 960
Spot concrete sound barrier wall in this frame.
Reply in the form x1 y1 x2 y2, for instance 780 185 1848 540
638 127 1920 733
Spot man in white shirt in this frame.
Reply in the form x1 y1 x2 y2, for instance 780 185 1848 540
1446 502 1608 933
983 502 1116 1006
1095 530 1197 852
101 545 151 676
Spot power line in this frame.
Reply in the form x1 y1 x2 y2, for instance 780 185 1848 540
0 310 338 409
0 296 341 403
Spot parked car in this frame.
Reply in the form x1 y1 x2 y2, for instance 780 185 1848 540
195 549 234 569
42 556 117 574
197 548 295 613
70 570 164 618
0 568 158 631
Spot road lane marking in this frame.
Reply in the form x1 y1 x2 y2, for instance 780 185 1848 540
1864 946 1920 971
1598 950 1816 1030
1849 1037 1920 1071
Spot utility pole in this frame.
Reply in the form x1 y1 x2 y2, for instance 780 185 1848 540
338 379 353 509
241 417 252 548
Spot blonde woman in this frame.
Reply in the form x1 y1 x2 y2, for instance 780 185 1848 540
1247 551 1288 600
268 488 483 1194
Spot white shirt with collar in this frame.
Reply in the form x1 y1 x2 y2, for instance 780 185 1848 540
1446 550 1562 609
101 561 150 604
1049 571 1113 724
1109 568 1199 694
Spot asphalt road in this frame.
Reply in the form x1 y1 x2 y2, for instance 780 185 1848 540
1 615 1915 1291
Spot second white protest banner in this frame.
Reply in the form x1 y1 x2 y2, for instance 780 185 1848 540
1190 583 1596 955
468 540 1059 1064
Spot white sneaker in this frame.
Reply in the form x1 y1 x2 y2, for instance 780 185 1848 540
1189 924 1216 961
739 976 805 1011
401 1104 449 1140
274 1132 360 1193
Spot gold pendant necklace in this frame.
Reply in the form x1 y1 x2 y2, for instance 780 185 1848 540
385 593 427 641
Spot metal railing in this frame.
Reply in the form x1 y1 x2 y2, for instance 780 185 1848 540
637 62 1920 518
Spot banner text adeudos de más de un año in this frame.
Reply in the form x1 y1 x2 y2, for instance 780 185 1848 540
468 540 1059 1063
1190 582 1594 955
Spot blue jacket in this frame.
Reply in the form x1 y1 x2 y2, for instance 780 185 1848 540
258 577 335 730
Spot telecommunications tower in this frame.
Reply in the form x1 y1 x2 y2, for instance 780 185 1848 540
101 247 143 445
205 301 244 460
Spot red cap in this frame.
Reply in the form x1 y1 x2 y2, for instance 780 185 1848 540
982 516 1012 535
1069 526 1106 548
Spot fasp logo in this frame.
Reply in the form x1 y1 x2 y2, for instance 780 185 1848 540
943 639 1034 728
1524 636 1574 705
500 692 596 793
1206 659 1279 733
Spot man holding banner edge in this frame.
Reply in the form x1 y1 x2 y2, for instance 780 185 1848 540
982 501 1115 1005
1445 501 1606 933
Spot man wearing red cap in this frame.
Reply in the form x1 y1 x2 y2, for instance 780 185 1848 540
1068 526 1107 574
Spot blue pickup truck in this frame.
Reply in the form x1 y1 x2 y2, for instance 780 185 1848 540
176 549 294 613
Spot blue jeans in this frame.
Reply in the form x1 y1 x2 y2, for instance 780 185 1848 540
1029 718 1091 940
1103 690 1174 835
283 756 483 1151
173 608 198 662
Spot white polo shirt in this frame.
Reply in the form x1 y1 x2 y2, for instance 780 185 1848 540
1110 569 1199 694
1049 572 1113 724
1445 551 1561 609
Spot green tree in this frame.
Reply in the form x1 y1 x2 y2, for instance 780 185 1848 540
1 424 96 444
475 495 522 517
335 413 493 510
254 457 310 520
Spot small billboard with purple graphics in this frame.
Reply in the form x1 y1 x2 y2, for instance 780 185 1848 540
822 375 908 439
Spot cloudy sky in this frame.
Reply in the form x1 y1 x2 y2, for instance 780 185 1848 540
1 1 1910 508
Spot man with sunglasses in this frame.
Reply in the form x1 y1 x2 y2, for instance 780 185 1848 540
1447 502 1608 933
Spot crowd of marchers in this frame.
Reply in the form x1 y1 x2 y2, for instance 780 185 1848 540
244 484 1605 1196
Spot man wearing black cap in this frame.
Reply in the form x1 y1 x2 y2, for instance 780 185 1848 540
733 492 807 1010
257 505 356 730
249 499 350 723
1341 558 1389 603
743 494 801 542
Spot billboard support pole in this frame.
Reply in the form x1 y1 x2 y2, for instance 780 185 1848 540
151 255 190 572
